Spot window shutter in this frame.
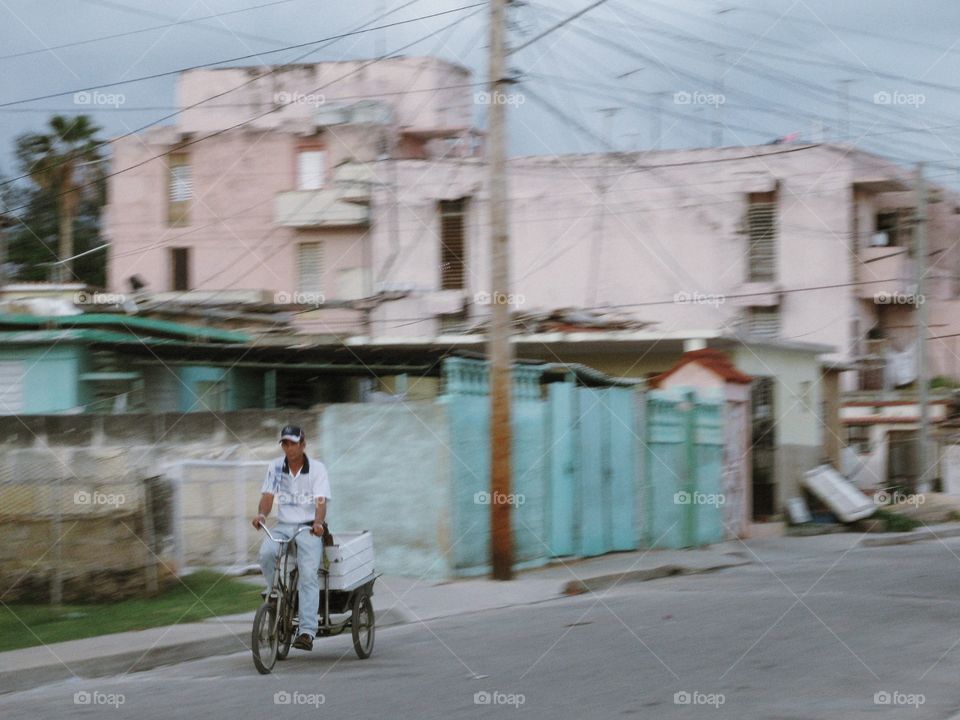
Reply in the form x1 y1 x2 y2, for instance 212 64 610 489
747 192 776 281
440 198 466 290
169 163 192 202
297 151 325 190
298 242 324 293
748 307 780 339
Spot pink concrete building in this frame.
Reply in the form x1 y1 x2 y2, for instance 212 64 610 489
105 58 960 394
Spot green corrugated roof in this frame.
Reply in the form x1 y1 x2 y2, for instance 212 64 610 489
0 329 195 345
0 314 249 343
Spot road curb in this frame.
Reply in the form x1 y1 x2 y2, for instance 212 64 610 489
862 525 960 547
560 561 750 596
0 629 250 695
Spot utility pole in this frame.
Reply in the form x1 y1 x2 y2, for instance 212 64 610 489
915 162 931 492
488 0 513 580
713 50 724 147
713 5 732 147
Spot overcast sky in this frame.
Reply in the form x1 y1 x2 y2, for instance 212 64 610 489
2 0 960 187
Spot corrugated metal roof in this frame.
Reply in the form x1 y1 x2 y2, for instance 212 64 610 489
0 313 248 343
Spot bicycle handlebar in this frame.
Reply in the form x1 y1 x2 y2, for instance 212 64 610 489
257 523 314 543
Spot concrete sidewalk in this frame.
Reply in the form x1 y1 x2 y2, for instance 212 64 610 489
0 543 748 694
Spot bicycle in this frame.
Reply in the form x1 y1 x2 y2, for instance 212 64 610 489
251 523 379 674
251 524 311 673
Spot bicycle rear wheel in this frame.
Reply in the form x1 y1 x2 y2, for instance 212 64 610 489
351 589 375 659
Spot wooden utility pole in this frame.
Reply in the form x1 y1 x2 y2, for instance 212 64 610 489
488 0 513 580
915 163 931 491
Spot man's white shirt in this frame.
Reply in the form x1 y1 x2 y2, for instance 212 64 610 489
261 454 331 525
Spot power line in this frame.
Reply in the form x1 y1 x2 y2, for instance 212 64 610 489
508 0 609 55
118 8 486 307
736 3 960 59
282 275 915 330
528 7 960 168
0 3 483 108
0 81 485 115
0 0 427 189
0 0 303 60
2 3 484 213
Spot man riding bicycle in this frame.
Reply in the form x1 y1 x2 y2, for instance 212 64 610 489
251 424 331 651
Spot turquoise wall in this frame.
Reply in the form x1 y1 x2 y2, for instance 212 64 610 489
0 345 85 414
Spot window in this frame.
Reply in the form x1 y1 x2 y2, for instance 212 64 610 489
170 247 190 291
752 377 774 420
747 191 777 281
747 307 780 339
297 150 325 190
298 242 324 294
875 209 914 250
439 198 467 290
168 152 191 226
847 425 870 454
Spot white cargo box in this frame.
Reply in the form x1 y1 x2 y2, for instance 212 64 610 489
801 465 876 523
323 530 375 591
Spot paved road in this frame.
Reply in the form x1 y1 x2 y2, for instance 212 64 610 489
7 533 960 719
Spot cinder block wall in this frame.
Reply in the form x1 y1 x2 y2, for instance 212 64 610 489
0 404 455 589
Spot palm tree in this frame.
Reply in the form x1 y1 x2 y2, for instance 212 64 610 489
16 115 104 282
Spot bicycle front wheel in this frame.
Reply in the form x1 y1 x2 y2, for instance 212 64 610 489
251 602 279 674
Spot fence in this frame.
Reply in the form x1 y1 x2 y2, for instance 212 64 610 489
0 448 172 603
1 368 734 598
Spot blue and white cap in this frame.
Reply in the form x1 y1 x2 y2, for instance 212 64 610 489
278 424 305 443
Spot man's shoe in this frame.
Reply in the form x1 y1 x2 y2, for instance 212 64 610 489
293 633 313 651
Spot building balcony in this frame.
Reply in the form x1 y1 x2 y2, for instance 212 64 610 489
274 190 370 228
334 163 376 204
857 247 915 301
